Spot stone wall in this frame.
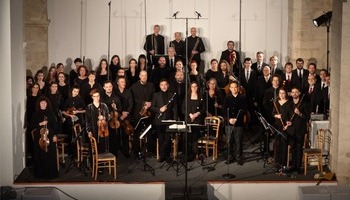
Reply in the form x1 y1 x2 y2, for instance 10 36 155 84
24 0 49 75
288 0 332 68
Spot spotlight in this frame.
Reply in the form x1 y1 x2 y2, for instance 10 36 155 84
313 11 332 27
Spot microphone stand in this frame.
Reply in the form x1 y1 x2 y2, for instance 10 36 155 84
166 12 206 200
222 108 235 179
107 1 111 81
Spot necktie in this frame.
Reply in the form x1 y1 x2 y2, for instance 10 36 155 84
271 67 274 75
246 70 249 81
287 74 290 82
170 58 173 68
257 63 261 71
309 87 313 94
322 83 325 89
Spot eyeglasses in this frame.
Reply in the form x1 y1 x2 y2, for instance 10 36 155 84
92 95 100 97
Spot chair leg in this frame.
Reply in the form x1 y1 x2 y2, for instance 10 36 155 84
287 145 290 167
319 156 323 173
109 161 111 174
304 153 307 175
56 146 59 171
95 164 98 180
114 159 117 180
156 138 159 160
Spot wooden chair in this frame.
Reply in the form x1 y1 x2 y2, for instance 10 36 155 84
90 136 117 180
303 129 331 175
73 124 90 167
286 133 308 167
56 134 68 170
198 116 221 160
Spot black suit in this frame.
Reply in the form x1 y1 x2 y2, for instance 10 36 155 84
151 90 177 161
281 73 298 93
270 65 284 76
220 50 240 65
186 36 205 66
251 62 269 77
144 34 165 65
254 76 272 112
303 84 322 113
319 83 329 114
169 40 185 58
239 68 257 101
166 56 182 71
292 68 309 91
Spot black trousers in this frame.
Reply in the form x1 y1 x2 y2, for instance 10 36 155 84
156 125 171 160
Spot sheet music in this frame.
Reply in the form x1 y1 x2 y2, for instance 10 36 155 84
169 124 186 129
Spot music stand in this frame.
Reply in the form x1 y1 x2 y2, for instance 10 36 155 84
159 120 186 175
256 111 287 174
128 124 155 176
64 127 89 176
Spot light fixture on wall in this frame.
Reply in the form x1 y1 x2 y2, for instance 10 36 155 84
313 11 332 71
313 11 332 27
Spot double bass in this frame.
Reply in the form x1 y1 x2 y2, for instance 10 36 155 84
39 116 50 152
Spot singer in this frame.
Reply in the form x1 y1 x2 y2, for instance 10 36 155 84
223 81 247 165
150 79 178 162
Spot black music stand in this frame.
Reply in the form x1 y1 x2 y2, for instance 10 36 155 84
256 111 287 174
160 120 186 176
65 127 89 176
128 123 155 176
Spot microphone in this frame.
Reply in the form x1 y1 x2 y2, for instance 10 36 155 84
195 11 202 18
172 11 179 18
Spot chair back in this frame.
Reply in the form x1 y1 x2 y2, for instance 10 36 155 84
317 129 331 155
90 136 98 159
204 116 221 138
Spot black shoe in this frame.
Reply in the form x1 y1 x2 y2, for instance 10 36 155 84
225 159 235 164
237 160 244 165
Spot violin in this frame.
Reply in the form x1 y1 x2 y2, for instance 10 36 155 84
97 108 109 137
121 119 134 135
139 101 151 117
39 116 50 152
67 106 79 122
109 108 120 129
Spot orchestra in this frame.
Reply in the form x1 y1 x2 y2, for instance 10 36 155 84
25 27 331 178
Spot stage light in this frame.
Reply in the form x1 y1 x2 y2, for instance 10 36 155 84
313 11 332 27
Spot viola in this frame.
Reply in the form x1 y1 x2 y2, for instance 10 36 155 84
97 108 109 137
39 116 50 152
139 101 151 117
109 108 120 129
121 119 134 135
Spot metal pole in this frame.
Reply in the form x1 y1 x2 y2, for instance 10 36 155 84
107 1 111 80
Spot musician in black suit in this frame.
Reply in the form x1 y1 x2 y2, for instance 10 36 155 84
130 70 155 155
254 66 272 114
319 69 329 114
169 32 185 58
219 41 240 68
290 87 310 174
151 79 177 162
166 47 182 71
292 58 309 91
269 56 284 76
281 62 297 93
308 63 321 84
150 56 171 92
262 74 281 124
303 74 321 113
223 81 247 165
251 51 269 77
143 25 165 66
186 27 205 71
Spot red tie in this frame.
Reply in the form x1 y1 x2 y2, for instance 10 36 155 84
309 87 313 94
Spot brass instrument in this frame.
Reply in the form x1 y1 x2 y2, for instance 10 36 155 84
188 37 200 65
152 35 158 55
39 116 50 152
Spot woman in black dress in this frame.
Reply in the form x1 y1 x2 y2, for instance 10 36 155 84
182 82 205 161
30 96 59 179
125 58 140 87
272 87 293 172
96 58 112 86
